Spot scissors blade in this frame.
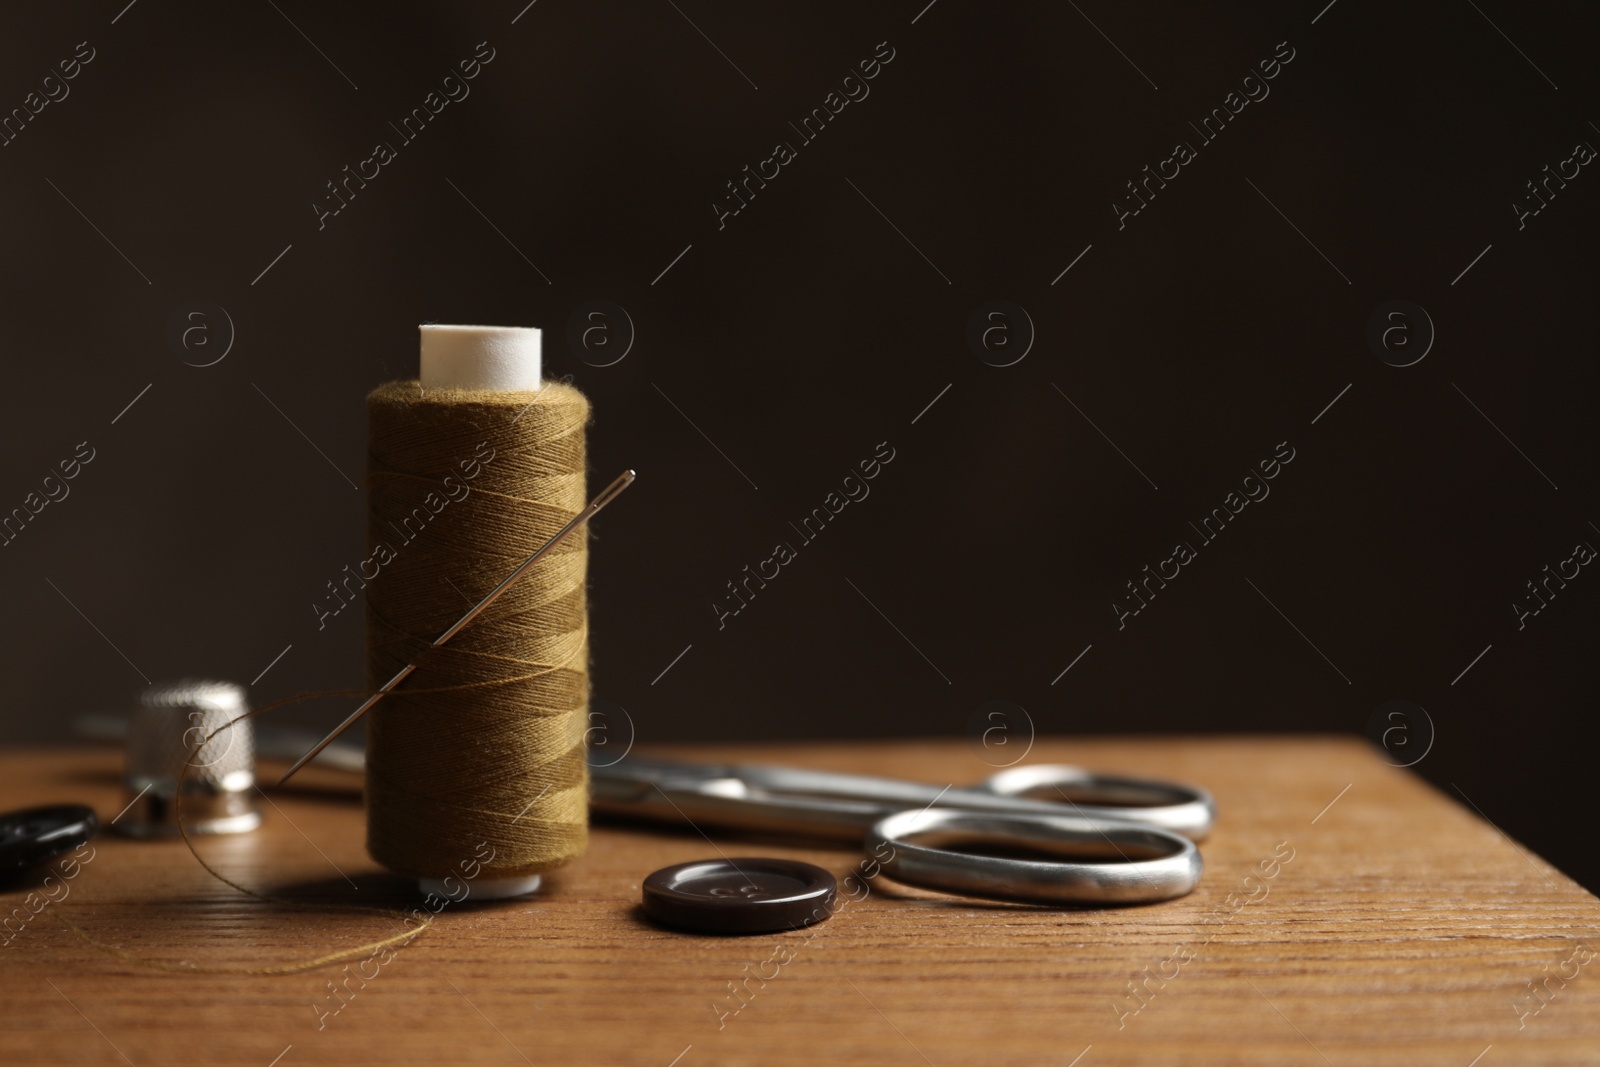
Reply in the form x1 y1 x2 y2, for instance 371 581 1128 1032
589 756 1142 842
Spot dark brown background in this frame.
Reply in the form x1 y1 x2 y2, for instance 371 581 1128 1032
2 2 1596 888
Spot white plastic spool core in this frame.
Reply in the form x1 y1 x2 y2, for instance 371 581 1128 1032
419 324 542 391
414 323 545 900
420 874 541 901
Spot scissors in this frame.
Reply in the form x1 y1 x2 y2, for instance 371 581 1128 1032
591 754 1213 907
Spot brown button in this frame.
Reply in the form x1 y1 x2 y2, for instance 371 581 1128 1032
642 857 837 935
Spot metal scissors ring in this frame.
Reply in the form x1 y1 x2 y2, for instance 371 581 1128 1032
590 755 1213 906
868 808 1202 905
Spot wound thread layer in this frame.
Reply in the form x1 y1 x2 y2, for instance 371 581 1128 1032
364 379 590 879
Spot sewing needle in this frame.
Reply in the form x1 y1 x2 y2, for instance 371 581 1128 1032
275 469 636 785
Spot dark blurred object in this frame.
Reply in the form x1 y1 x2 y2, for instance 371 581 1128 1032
0 804 97 879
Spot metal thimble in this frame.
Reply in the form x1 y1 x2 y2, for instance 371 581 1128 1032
115 679 262 837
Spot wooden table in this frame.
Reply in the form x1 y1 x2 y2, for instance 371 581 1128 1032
2 738 1597 1066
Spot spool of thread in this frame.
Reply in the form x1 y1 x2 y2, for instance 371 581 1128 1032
364 325 591 899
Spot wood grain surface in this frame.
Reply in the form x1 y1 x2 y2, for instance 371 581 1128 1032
1 737 1597 1066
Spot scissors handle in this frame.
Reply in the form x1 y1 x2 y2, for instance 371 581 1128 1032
972 764 1214 841
867 808 1202 906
